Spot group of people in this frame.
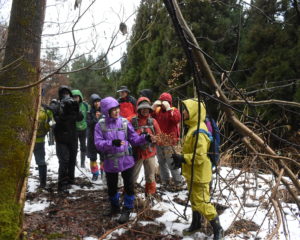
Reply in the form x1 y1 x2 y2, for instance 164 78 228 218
32 85 223 239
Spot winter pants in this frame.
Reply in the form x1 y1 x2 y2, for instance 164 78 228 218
33 142 46 166
157 145 183 184
56 141 78 186
133 155 156 180
106 166 135 207
77 129 87 153
187 181 217 221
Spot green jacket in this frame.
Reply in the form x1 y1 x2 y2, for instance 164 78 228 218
71 89 89 131
36 107 53 143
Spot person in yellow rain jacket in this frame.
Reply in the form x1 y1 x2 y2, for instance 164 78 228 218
33 105 53 188
171 99 223 240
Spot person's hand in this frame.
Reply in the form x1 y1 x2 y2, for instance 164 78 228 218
171 154 185 168
152 100 161 110
112 139 122 147
142 133 152 143
161 101 171 111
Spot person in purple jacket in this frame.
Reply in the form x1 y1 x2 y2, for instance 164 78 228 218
94 97 151 224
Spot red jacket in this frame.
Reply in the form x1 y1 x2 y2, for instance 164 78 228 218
118 96 136 120
130 97 161 160
152 93 181 144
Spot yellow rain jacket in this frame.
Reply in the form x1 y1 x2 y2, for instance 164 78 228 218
181 99 212 183
181 99 217 221
36 107 52 143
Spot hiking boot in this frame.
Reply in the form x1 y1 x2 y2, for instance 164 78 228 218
92 174 98 181
103 205 120 216
38 165 47 189
183 211 202 235
210 216 224 240
57 184 69 194
68 178 75 185
118 207 131 224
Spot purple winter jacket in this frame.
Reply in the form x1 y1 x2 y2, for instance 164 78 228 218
94 97 147 173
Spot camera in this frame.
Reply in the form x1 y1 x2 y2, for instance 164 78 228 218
60 96 79 114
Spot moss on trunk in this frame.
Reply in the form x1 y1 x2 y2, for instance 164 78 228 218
0 0 46 239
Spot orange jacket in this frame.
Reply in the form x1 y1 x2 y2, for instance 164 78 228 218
130 97 161 160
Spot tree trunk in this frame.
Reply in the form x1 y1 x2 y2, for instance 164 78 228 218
0 0 46 239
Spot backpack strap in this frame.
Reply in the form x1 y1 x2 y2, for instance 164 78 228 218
121 117 128 139
99 118 128 139
193 129 213 142
131 116 139 130
147 117 155 134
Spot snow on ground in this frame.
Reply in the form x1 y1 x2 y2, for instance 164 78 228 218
25 141 300 239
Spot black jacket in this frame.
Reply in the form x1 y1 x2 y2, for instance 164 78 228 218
50 88 83 144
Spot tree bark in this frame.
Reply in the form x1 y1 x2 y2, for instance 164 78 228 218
0 0 46 239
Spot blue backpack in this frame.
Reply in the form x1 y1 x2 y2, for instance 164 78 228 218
193 116 221 168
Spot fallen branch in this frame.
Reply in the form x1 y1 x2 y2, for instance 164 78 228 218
98 205 151 240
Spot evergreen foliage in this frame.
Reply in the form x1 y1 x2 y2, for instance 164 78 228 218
69 54 114 100
117 0 299 129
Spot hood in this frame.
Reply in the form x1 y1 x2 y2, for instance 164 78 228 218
58 85 73 100
89 93 101 105
100 97 119 116
182 99 206 127
139 89 153 101
136 97 152 115
71 89 83 101
137 96 151 106
159 92 172 105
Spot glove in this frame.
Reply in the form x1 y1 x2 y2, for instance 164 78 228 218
112 139 122 147
152 100 162 110
143 133 152 143
171 154 185 169
162 101 171 111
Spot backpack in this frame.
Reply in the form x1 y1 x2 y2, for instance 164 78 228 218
36 108 51 138
193 116 221 168
131 116 155 135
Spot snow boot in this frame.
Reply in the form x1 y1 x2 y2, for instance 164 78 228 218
38 165 47 189
118 207 131 224
183 211 202 235
210 216 224 240
80 151 86 168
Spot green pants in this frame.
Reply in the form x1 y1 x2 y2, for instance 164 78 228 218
187 181 217 221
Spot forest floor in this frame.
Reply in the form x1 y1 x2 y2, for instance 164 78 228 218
23 145 300 240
